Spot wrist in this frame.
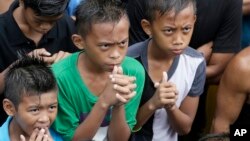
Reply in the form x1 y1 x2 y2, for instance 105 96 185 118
148 100 157 111
97 96 111 110
165 104 177 111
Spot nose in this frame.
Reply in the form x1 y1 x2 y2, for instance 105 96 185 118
37 113 50 124
173 33 184 46
110 48 121 60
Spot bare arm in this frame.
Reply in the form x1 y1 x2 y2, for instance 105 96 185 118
0 49 70 94
196 41 234 84
210 48 250 133
167 96 199 135
72 99 111 141
73 66 136 141
0 0 13 14
134 89 199 135
206 53 234 84
243 0 250 15
108 105 131 141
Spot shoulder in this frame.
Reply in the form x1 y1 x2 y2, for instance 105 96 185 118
122 56 145 76
127 39 149 58
0 117 11 141
52 52 79 75
183 47 204 59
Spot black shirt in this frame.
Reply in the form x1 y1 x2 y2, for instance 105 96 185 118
0 0 78 125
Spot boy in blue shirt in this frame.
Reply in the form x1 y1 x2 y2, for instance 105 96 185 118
0 56 62 141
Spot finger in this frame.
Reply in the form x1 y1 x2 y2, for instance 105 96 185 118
154 82 160 88
30 48 51 57
114 84 132 94
36 128 46 141
112 65 118 74
111 74 136 83
39 49 51 57
42 134 48 141
160 92 177 99
54 51 70 63
122 91 136 100
117 66 123 74
160 98 176 105
162 71 168 82
44 128 52 138
116 93 127 103
43 56 56 65
29 128 39 140
111 77 136 87
128 83 137 92
20 135 26 141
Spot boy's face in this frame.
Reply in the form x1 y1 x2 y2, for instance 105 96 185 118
23 7 63 34
148 5 196 55
12 91 58 137
81 16 129 72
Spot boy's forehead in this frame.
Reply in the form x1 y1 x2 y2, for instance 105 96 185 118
20 91 58 105
155 6 195 19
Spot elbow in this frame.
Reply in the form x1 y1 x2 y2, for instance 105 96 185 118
176 121 193 135
178 126 192 135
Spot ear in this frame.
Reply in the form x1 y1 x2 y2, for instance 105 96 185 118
72 34 85 50
193 15 197 23
3 99 16 116
141 19 152 37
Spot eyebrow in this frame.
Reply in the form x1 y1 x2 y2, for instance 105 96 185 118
99 38 129 44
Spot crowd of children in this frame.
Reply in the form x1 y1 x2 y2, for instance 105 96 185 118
0 0 247 141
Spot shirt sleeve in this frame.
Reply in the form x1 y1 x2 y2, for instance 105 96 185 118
212 0 242 53
51 76 79 141
188 59 206 97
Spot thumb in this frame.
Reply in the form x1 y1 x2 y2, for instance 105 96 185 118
112 65 118 74
117 66 123 74
154 82 160 88
162 71 168 82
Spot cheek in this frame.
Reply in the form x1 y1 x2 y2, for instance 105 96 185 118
16 114 36 135
50 111 58 123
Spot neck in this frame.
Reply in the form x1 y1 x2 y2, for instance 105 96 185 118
78 53 109 75
148 39 175 63
9 118 27 141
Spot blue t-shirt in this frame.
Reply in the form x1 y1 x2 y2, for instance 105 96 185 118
67 0 82 16
0 116 63 141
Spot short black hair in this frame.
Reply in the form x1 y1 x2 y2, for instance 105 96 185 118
144 0 196 22
4 56 57 108
23 0 69 16
75 0 128 38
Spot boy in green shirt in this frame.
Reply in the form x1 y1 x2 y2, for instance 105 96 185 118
51 0 145 141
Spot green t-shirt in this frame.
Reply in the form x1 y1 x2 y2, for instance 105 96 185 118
51 52 145 141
